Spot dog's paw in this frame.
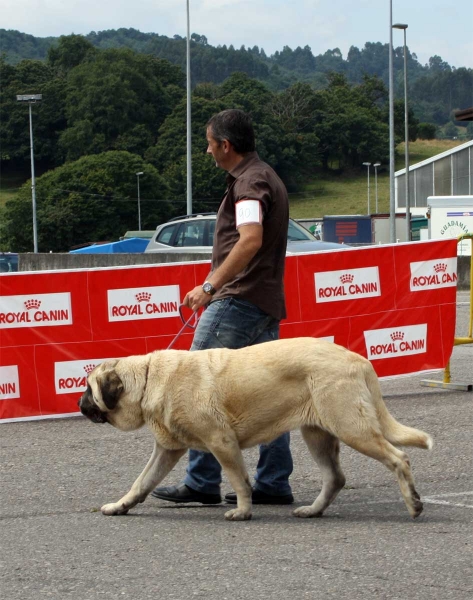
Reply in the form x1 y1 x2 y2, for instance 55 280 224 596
410 499 424 519
224 508 252 521
293 505 323 519
101 502 130 516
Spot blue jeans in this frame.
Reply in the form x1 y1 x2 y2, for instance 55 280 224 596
184 297 293 496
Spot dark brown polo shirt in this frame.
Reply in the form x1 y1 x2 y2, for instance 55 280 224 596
211 152 288 320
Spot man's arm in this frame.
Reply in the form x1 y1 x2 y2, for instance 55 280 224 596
183 223 263 311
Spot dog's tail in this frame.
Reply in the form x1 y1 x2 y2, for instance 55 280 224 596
364 363 433 450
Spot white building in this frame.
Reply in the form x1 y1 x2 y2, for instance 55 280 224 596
395 139 473 216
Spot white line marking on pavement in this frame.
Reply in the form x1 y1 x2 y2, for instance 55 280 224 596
424 491 473 498
423 491 473 509
423 499 473 509
336 491 473 509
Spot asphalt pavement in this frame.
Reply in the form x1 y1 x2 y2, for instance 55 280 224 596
1 291 472 600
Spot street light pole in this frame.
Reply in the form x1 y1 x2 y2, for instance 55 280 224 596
373 162 381 213
16 93 42 253
393 23 410 241
388 0 396 242
186 0 193 215
363 162 371 215
136 172 143 231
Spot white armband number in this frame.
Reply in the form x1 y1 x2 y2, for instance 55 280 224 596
235 200 262 227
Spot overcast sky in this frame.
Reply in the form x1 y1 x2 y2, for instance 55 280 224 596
2 0 473 69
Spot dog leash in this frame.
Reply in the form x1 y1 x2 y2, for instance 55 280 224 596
166 305 200 349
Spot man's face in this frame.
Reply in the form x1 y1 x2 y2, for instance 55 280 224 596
206 126 227 169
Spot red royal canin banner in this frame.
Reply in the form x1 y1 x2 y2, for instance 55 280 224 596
0 239 458 422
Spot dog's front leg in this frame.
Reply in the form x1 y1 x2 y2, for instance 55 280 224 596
101 443 186 516
209 437 253 521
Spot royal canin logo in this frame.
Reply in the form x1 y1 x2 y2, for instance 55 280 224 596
24 299 41 310
0 293 72 329
0 365 20 399
315 267 380 304
135 292 151 303
364 324 427 360
58 375 88 392
410 258 457 291
55 358 118 394
108 285 180 322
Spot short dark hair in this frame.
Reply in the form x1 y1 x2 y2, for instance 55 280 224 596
207 109 255 154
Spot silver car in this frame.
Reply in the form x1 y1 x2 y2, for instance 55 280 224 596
144 214 348 255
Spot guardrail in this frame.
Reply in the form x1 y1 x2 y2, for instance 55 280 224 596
422 233 473 391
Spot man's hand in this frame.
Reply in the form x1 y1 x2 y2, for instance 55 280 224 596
183 285 212 312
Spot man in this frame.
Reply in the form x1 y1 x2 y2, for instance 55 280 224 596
152 109 294 506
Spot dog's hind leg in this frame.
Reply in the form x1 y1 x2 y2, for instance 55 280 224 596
101 443 186 516
293 426 346 518
341 432 423 519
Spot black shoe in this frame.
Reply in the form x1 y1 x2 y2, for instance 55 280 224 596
151 484 221 504
225 488 294 505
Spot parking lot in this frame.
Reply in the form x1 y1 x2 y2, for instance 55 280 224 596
0 292 471 600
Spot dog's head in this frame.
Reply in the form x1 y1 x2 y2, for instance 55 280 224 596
78 359 145 431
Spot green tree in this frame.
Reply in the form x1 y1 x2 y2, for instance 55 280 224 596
316 48 346 74
0 30 55 64
268 83 320 183
0 56 65 166
218 72 274 123
417 122 437 139
442 121 458 139
47 34 96 76
2 151 170 252
145 94 225 172
162 153 226 216
58 49 183 161
313 73 390 169
4 28 462 159
428 55 451 73
391 99 419 142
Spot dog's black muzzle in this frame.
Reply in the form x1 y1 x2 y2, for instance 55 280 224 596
78 391 108 424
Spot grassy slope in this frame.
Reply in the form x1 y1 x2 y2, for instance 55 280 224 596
0 171 28 207
288 139 465 219
0 140 464 214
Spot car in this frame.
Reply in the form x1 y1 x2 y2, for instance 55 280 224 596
144 214 349 255
0 252 19 272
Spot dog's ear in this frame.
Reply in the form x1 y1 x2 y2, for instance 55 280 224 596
99 368 124 410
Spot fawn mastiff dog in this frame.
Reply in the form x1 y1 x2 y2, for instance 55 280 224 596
79 337 432 521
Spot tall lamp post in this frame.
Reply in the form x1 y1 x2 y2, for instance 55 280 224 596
388 0 396 242
362 162 371 215
16 93 42 253
186 0 192 215
393 23 410 241
136 171 143 231
373 162 381 213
